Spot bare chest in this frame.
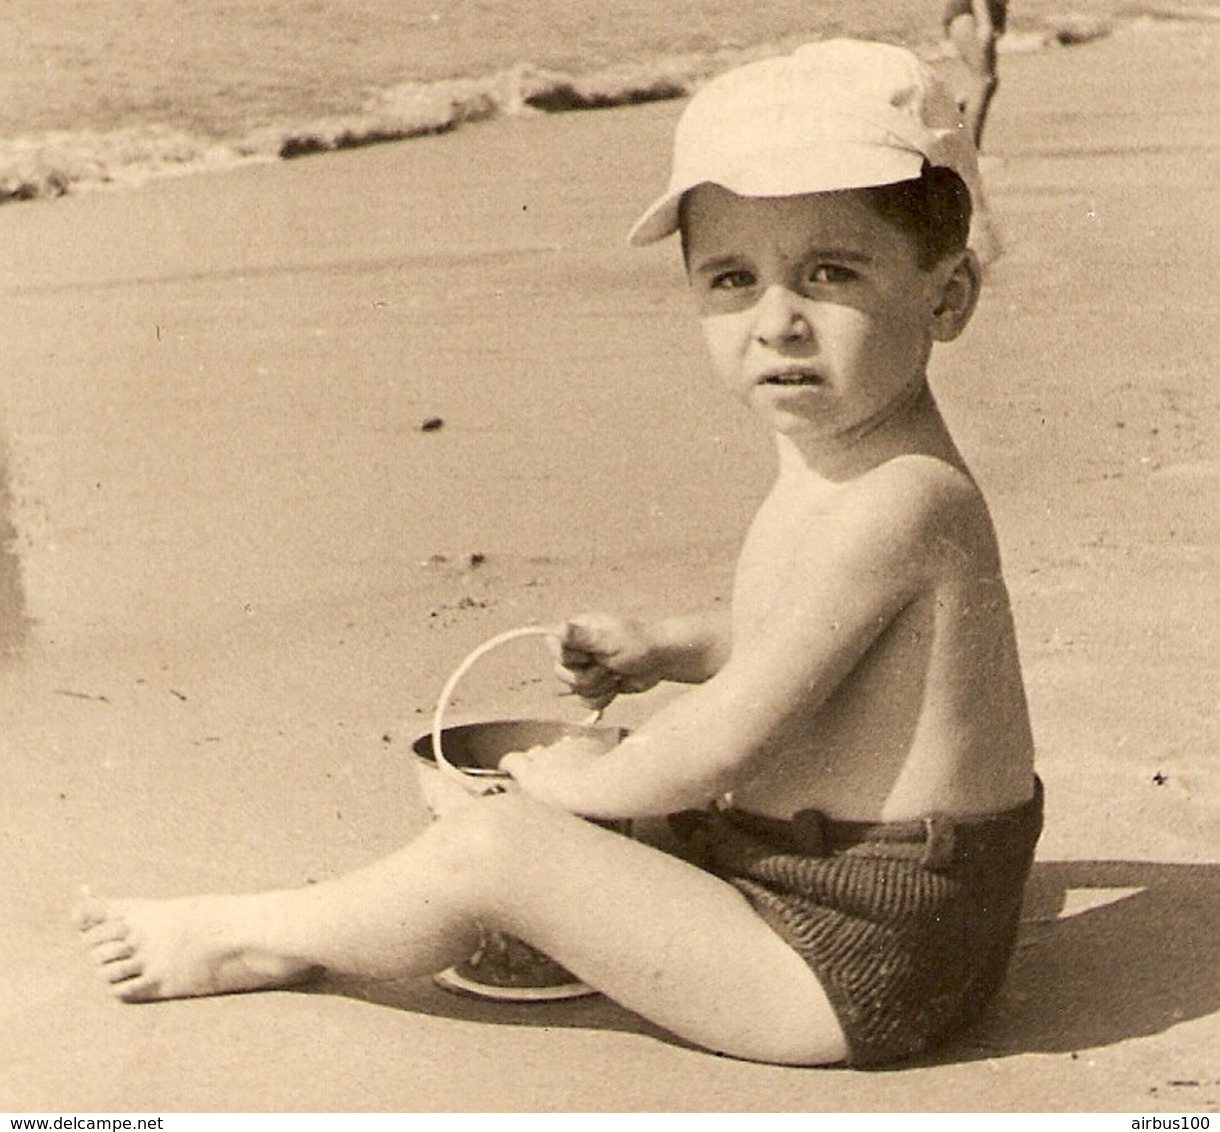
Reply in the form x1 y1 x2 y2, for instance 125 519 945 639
731 486 829 632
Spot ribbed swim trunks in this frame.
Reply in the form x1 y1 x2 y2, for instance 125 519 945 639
670 777 1043 1066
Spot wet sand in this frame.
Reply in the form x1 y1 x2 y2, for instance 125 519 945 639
1 21 1217 1112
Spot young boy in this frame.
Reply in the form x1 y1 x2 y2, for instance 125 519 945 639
75 39 1041 1068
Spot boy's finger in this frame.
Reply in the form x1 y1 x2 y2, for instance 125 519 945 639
546 622 595 664
580 690 616 712
563 617 612 656
581 675 621 700
555 660 604 685
557 666 619 701
558 645 598 667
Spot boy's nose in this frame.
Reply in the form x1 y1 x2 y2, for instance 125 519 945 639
753 285 813 347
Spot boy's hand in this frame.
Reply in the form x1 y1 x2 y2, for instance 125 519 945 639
550 615 662 711
498 736 608 810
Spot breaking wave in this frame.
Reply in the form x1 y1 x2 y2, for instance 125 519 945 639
0 15 1124 207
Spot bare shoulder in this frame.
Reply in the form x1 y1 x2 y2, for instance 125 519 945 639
821 455 998 572
847 453 985 520
735 454 1002 640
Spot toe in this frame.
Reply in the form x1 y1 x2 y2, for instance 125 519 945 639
90 940 134 965
82 919 130 946
101 957 143 985
113 977 155 1004
72 892 109 931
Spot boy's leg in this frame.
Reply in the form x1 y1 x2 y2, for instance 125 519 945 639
465 795 848 1065
75 793 847 1066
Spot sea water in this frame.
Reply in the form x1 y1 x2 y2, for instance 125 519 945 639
0 0 1109 205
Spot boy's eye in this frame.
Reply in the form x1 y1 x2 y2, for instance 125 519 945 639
709 269 755 291
807 264 857 285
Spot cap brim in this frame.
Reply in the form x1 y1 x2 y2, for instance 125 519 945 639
627 145 930 247
628 191 681 246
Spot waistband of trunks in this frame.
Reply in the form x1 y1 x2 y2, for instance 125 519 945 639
715 776 1042 868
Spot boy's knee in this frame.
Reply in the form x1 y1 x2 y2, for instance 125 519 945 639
432 792 546 880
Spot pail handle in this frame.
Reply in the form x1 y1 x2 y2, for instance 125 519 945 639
430 626 601 790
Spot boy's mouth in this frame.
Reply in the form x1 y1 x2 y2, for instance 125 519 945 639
759 367 823 386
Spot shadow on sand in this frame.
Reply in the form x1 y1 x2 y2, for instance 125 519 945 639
319 859 1220 1064
945 859 1220 1063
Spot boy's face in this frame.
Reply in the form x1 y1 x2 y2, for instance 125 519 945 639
684 184 961 443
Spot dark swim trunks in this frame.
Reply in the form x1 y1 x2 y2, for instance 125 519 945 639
670 777 1043 1066
943 0 1009 35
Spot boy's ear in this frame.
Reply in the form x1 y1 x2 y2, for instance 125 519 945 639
929 249 981 342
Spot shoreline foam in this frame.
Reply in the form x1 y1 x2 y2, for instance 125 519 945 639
0 12 1134 208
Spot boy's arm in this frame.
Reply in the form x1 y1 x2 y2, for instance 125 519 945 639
554 609 731 708
507 460 971 817
636 608 732 683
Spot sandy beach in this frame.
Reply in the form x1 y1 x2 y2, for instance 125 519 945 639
1 17 1217 1113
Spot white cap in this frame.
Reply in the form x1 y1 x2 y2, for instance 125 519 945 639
629 38 982 246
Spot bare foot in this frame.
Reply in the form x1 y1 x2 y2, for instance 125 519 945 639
72 890 321 1002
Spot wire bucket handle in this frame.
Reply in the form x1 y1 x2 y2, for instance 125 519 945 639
429 625 601 792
